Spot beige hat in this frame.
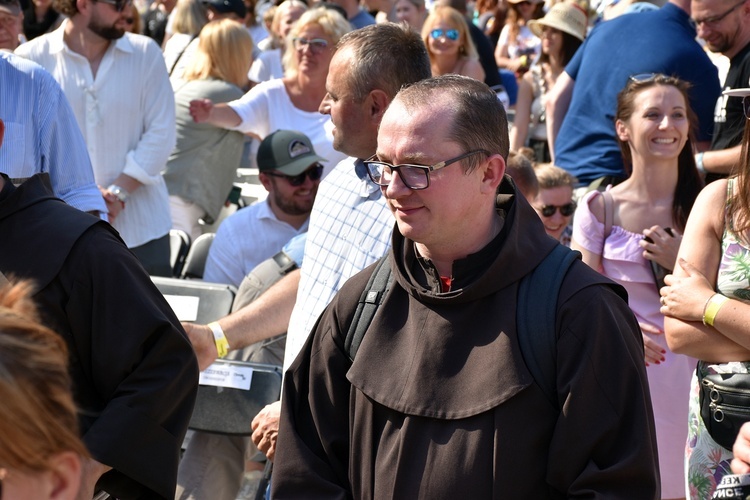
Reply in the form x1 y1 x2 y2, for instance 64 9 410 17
528 2 588 41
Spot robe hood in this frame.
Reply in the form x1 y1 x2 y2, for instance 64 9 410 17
347 176 563 419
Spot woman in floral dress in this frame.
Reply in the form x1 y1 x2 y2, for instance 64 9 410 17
661 87 750 499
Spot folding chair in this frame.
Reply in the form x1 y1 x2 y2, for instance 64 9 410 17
180 232 215 280
151 276 236 325
169 229 191 277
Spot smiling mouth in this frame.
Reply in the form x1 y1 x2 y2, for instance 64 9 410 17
653 138 677 144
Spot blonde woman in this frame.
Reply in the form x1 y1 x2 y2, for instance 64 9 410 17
250 0 307 84
0 281 89 500
421 6 484 81
163 19 254 241
190 7 351 174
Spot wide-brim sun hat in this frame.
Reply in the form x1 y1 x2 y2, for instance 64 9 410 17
528 2 588 41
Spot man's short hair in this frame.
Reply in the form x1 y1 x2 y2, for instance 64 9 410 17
395 75 510 171
0 0 22 15
337 22 431 101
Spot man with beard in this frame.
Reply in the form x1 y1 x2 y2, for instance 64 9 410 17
203 130 324 288
15 0 176 276
692 0 750 180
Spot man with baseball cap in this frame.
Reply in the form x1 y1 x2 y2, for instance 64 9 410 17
203 129 324 288
0 0 23 51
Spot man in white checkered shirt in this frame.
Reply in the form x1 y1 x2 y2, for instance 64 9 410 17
181 22 431 465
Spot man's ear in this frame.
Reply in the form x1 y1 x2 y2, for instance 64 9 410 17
369 89 390 124
480 154 506 194
258 172 274 193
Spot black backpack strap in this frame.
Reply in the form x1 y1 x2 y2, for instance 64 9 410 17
517 245 581 409
344 257 393 361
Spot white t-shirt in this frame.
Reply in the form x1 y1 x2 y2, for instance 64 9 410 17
498 24 540 60
227 78 346 173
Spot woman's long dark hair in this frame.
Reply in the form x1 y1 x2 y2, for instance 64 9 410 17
537 30 582 67
615 74 704 231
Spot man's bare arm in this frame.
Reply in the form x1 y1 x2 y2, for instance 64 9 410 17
702 144 742 176
184 269 300 370
545 71 574 162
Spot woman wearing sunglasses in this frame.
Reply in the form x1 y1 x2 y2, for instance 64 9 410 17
189 7 350 176
511 2 585 162
420 6 484 81
572 74 703 500
532 164 576 246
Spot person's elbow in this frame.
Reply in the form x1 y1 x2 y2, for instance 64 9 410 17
663 316 694 355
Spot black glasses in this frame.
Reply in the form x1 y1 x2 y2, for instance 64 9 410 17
93 0 132 12
364 150 489 190
537 202 576 217
265 164 324 186
691 0 746 28
292 37 329 53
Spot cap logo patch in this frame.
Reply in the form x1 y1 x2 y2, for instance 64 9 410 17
288 139 311 158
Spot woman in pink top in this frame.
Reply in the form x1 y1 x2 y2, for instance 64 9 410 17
572 74 703 500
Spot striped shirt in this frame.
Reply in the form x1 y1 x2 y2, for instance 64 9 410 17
16 23 176 247
284 157 394 371
0 51 106 214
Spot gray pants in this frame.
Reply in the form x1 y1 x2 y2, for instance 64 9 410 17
175 254 292 500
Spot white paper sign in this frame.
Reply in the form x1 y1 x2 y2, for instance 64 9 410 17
163 294 200 322
199 362 254 391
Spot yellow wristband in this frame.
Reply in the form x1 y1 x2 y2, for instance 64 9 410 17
208 322 230 358
703 293 729 327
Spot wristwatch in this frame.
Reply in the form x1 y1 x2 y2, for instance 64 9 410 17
107 184 129 204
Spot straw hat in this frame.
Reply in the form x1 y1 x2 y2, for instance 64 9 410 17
528 2 588 41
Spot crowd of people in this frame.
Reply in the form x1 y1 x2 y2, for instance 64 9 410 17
3 0 750 497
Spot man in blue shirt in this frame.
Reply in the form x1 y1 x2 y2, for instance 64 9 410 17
0 51 106 216
546 0 721 186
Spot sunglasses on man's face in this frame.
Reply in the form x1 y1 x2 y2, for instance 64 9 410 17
265 164 324 186
430 28 459 41
537 202 576 217
93 0 131 12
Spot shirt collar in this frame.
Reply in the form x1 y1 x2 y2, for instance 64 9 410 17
48 19 135 55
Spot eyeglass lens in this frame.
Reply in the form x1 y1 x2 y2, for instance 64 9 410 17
430 29 459 41
293 37 328 52
743 96 750 120
366 163 431 190
541 203 576 217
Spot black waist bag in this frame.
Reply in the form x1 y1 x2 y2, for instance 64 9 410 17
699 363 750 450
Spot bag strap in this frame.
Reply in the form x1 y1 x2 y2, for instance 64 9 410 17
344 256 393 361
517 245 581 409
168 34 198 77
602 189 614 240
344 245 580 411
